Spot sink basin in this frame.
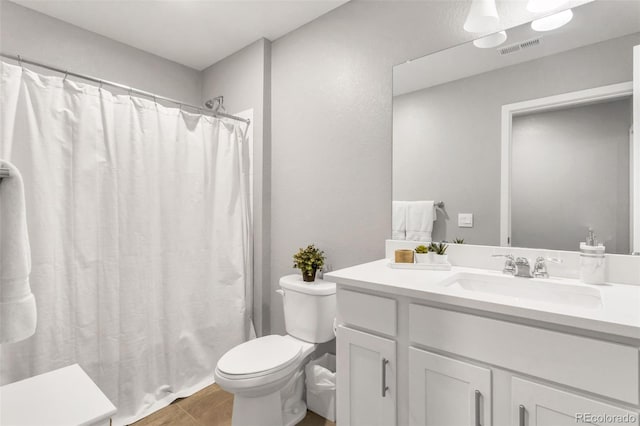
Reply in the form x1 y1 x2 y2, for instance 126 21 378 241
439 272 603 309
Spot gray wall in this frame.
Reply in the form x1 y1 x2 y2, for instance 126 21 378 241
393 33 639 246
269 0 540 335
512 98 632 254
0 1 202 104
201 39 272 336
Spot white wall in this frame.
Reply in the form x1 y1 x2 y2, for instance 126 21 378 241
268 0 542 334
0 1 202 104
393 33 639 246
201 39 272 336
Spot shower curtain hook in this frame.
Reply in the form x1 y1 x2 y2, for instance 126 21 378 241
63 71 69 81
128 88 133 100
153 95 157 106
17 55 23 68
99 80 103 91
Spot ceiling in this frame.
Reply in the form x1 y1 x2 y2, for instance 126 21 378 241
9 0 349 70
393 0 640 96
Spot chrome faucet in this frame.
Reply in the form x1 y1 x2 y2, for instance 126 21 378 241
492 254 516 275
532 256 563 278
514 257 532 278
493 254 563 278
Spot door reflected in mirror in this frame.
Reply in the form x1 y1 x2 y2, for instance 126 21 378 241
392 0 640 255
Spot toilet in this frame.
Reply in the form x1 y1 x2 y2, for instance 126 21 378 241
214 274 336 426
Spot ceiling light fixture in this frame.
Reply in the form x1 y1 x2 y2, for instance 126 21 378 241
526 0 568 13
531 9 573 32
473 31 507 48
464 0 500 33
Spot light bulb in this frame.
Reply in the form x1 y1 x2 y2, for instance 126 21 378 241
464 0 500 33
473 31 507 48
531 9 573 32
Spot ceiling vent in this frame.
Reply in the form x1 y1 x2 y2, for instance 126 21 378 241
497 36 543 55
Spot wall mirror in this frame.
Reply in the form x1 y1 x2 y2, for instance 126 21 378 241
392 0 640 255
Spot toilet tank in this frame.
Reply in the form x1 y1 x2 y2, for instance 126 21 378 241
279 275 336 343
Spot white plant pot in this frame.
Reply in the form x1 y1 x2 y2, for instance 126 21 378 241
433 254 448 264
415 253 430 264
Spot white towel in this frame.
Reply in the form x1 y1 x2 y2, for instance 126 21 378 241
0 159 36 343
406 201 436 241
392 201 407 240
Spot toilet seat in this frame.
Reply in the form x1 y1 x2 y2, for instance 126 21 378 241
217 335 303 380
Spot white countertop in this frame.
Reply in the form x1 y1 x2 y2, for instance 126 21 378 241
325 259 640 340
0 364 117 426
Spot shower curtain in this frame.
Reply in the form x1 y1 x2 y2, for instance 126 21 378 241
0 62 252 425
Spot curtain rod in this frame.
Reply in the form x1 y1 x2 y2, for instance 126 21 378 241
0 52 250 125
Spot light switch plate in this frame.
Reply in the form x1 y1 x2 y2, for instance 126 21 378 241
458 213 473 228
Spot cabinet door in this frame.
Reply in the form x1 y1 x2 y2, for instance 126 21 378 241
512 377 640 426
409 348 491 426
336 326 396 426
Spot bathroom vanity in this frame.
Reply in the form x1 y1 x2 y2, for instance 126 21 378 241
378 2 640 423
326 257 640 426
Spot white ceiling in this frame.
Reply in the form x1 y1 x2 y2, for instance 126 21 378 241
393 0 640 96
10 0 349 70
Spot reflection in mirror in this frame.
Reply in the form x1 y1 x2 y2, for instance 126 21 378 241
392 1 640 255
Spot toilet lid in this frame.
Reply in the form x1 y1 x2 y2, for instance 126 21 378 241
217 335 302 377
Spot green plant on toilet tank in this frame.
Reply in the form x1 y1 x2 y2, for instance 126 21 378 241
293 244 326 282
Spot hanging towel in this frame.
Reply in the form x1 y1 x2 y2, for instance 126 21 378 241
406 201 436 241
0 159 36 343
392 201 407 240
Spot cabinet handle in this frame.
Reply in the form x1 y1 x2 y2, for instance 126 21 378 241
381 358 389 397
519 405 525 426
474 390 482 426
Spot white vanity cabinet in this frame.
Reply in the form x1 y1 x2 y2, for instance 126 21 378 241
337 326 397 426
511 378 639 426
408 348 491 426
336 289 398 426
333 285 640 426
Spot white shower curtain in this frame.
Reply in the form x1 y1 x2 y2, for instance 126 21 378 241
0 62 252 425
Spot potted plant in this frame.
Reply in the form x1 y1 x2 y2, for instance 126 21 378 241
293 244 326 282
414 245 430 264
452 238 464 244
429 242 449 264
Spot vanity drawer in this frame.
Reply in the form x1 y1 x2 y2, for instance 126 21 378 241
338 289 397 336
409 304 639 405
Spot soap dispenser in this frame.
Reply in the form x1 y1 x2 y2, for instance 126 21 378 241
579 228 606 285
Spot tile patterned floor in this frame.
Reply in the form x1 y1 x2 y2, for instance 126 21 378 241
131 383 335 426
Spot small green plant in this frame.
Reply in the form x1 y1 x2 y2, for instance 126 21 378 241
429 242 448 255
453 238 465 244
293 244 326 282
415 245 429 254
